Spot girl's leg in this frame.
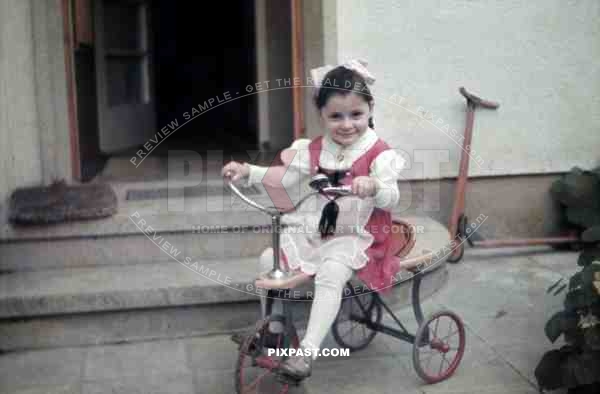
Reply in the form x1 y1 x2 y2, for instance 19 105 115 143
300 259 353 358
258 248 284 332
279 259 352 378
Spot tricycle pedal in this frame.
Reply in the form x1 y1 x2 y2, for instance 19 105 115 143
275 371 304 386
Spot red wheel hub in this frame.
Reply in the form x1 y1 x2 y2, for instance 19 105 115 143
430 338 450 353
255 355 279 369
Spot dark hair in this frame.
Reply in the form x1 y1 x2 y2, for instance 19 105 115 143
314 66 375 129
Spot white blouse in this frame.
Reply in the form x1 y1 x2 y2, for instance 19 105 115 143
246 128 405 209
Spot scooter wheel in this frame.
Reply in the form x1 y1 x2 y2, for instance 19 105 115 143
447 215 467 263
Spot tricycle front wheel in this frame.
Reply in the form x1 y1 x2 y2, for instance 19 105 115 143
412 310 466 384
235 316 300 394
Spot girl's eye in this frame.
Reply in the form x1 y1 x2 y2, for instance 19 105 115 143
352 111 363 117
330 113 342 120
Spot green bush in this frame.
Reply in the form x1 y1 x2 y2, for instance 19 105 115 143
535 165 600 393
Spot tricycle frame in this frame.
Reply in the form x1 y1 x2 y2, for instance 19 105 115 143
263 267 426 344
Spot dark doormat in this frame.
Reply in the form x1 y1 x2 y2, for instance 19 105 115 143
126 184 262 201
8 180 118 225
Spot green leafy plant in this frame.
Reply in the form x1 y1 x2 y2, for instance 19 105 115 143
535 165 600 393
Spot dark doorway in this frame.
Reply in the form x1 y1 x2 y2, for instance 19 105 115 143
150 0 258 155
77 0 264 182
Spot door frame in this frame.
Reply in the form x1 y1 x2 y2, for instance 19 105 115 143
291 0 305 140
62 0 82 181
255 0 302 151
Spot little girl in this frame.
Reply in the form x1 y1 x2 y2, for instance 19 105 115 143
222 59 405 379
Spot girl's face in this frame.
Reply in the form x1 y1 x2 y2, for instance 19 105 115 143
319 92 372 147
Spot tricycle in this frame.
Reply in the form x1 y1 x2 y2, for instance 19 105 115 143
227 174 466 393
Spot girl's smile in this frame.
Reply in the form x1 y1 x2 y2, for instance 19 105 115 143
320 92 372 147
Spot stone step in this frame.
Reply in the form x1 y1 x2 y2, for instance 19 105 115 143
0 229 272 272
0 215 452 351
0 259 264 318
0 181 299 272
0 301 263 352
0 211 440 273
0 205 271 242
0 181 285 242
0 262 448 352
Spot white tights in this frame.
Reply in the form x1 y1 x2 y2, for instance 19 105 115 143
259 248 353 360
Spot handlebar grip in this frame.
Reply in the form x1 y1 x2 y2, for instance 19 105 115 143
459 87 499 109
321 185 353 196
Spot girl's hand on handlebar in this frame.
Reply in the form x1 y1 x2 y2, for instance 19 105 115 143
352 176 378 198
221 161 250 183
255 272 313 290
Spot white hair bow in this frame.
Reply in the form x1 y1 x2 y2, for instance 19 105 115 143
310 59 376 91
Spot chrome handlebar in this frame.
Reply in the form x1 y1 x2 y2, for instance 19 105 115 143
226 182 273 215
226 178 353 217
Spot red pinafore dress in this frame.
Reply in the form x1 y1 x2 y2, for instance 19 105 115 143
278 136 401 294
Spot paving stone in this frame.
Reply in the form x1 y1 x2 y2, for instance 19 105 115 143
0 384 81 394
421 384 538 393
0 248 584 394
436 260 556 317
305 357 415 393
443 293 562 352
492 342 556 387
194 368 309 394
83 340 188 381
390 329 499 388
193 370 236 394
377 332 415 360
0 348 84 391
82 375 193 394
528 252 580 278
294 325 397 363
417 357 535 394
184 335 238 372
306 381 423 394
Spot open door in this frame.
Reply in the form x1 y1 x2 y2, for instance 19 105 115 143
94 0 156 153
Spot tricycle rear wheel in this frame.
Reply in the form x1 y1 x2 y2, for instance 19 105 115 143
331 290 382 352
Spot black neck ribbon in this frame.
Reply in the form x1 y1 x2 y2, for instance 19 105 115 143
317 168 349 238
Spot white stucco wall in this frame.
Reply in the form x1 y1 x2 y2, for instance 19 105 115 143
0 0 43 204
32 0 73 183
0 0 72 206
328 0 600 180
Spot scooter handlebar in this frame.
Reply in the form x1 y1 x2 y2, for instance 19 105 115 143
459 87 499 109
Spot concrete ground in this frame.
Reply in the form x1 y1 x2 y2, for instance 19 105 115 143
0 247 579 394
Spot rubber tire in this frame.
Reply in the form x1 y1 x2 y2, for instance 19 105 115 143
446 241 464 264
412 310 466 384
235 316 300 394
447 215 467 264
331 291 382 352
